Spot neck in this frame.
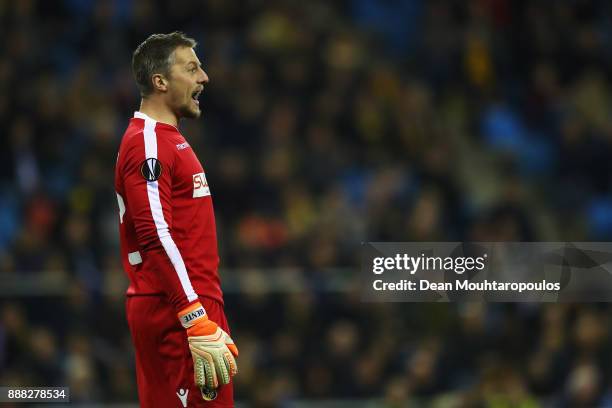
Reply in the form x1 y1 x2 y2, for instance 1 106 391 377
139 97 178 127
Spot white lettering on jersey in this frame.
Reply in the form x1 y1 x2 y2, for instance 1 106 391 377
193 172 210 198
176 142 190 150
176 388 189 407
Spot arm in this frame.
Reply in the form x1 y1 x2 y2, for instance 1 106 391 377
121 136 197 312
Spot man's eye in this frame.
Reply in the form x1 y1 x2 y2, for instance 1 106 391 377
191 68 197 73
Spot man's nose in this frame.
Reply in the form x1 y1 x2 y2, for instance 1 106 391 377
199 69 209 84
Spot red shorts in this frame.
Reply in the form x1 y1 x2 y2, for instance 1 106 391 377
126 295 234 407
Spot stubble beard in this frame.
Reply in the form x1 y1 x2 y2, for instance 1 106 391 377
177 102 201 119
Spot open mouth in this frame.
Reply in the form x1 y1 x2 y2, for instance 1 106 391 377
191 89 202 105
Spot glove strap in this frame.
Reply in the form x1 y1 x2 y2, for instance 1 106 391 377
178 302 207 329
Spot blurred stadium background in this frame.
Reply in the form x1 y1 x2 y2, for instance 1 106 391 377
2 0 612 406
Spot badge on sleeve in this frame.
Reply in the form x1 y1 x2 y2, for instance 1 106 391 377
141 158 162 182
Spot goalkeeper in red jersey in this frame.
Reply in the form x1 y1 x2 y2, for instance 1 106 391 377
114 32 238 407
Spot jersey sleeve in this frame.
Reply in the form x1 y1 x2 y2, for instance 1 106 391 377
120 127 199 314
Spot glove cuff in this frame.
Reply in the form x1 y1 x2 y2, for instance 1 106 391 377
178 302 207 329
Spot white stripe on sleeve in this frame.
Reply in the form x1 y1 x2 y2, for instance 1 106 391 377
142 116 198 303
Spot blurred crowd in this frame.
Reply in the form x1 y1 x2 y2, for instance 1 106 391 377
2 0 612 405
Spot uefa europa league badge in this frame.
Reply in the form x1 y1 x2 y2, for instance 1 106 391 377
140 158 162 182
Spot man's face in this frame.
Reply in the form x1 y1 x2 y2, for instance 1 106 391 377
165 46 209 119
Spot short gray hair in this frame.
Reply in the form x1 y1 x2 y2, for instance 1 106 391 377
132 31 197 96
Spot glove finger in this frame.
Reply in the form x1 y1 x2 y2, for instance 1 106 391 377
225 349 238 377
191 347 218 389
214 350 232 386
227 343 239 357
222 332 239 357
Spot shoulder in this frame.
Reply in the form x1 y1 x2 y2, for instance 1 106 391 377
120 118 145 149
153 123 185 149
123 121 180 154
119 119 184 168
118 121 167 171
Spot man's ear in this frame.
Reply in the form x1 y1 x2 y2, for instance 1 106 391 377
151 74 168 92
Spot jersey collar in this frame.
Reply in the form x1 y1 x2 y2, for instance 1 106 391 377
133 111 179 131
133 111 154 121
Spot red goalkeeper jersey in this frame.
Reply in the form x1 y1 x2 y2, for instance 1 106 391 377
114 111 222 313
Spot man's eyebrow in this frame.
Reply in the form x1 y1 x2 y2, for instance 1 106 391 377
186 61 202 68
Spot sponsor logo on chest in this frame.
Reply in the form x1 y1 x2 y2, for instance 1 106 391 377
193 172 210 198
